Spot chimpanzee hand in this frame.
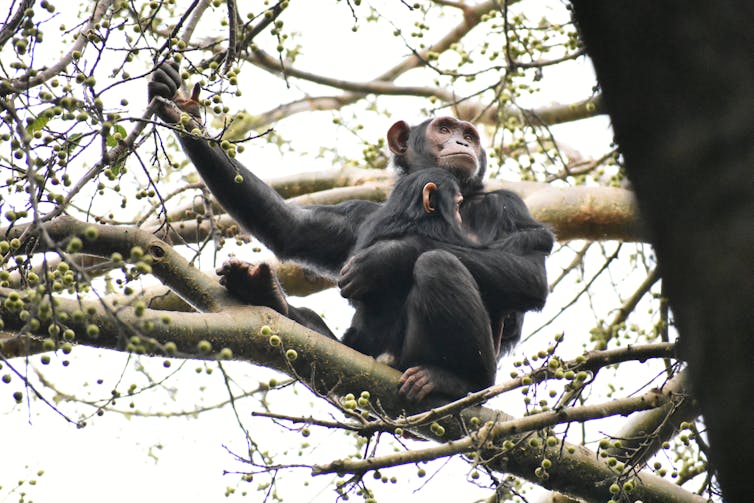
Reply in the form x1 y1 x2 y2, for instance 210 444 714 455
338 248 386 300
338 240 419 300
217 258 289 315
147 62 202 123
147 62 180 102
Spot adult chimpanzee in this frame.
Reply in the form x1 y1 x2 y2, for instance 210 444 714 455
147 63 554 399
342 168 497 400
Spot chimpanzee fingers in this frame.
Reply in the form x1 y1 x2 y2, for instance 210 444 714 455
401 376 432 401
254 263 273 282
405 367 435 401
337 272 350 297
399 366 434 401
216 256 242 276
339 275 367 300
338 256 356 280
338 259 352 278
338 256 377 299
338 266 359 298
160 60 181 83
147 79 174 103
411 382 433 402
148 61 183 102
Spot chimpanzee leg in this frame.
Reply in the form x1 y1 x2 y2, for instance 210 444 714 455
398 250 496 401
288 305 337 340
217 258 335 339
500 311 524 354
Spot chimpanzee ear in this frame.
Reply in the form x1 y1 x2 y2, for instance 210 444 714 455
422 182 437 213
387 120 411 155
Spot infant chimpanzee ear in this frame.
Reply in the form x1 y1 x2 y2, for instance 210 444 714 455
422 182 438 213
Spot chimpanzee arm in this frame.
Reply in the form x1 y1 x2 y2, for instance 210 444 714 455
453 246 550 310
338 237 425 300
464 189 555 254
178 136 377 274
148 63 377 275
449 190 555 311
341 189 554 309
340 231 551 310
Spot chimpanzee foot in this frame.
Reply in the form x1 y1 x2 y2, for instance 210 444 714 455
216 258 289 315
399 366 437 401
399 365 479 401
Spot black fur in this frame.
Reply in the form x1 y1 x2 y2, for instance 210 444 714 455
148 64 554 400
342 169 499 398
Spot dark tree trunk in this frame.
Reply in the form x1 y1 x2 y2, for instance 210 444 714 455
570 2 754 501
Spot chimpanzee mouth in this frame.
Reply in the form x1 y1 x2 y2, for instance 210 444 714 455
441 152 474 158
440 153 476 166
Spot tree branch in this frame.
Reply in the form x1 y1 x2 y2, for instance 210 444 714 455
0 0 115 96
2 216 239 312
604 369 699 466
151 168 642 245
314 388 668 475
0 287 699 502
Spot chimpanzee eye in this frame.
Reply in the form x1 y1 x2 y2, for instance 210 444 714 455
440 126 450 134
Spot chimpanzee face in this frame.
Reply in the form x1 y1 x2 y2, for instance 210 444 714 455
387 117 485 185
424 117 482 180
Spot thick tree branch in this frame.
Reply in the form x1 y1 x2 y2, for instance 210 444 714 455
570 2 754 500
2 216 239 312
0 292 703 503
152 168 641 246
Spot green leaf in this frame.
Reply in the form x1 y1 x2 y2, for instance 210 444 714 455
105 124 127 147
26 108 54 134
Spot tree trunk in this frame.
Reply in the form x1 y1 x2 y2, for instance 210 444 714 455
570 2 754 501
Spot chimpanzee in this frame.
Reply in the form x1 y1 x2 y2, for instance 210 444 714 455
341 168 498 400
147 63 554 399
